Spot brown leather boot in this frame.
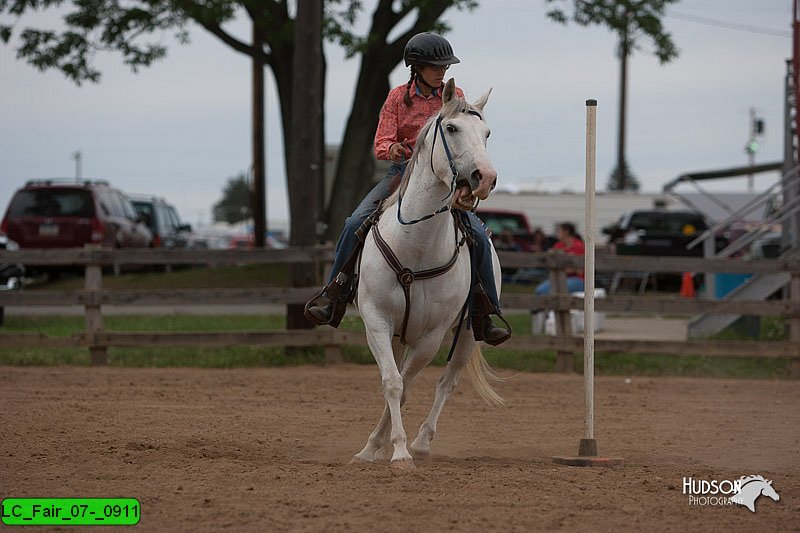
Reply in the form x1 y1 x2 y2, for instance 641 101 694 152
471 283 511 346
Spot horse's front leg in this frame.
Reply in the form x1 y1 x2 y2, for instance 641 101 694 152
354 337 404 463
361 325 415 468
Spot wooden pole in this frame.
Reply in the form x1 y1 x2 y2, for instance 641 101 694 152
551 266 573 373
580 99 598 456
790 272 800 377
84 245 107 365
553 100 621 467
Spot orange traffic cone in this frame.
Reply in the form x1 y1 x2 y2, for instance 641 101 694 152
680 272 696 298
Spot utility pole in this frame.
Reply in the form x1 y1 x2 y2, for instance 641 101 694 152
252 23 267 248
745 107 764 193
616 16 629 191
72 151 82 182
286 0 323 332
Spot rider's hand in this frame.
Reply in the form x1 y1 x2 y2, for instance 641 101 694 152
389 141 408 162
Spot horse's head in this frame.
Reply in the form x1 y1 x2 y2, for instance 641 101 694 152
430 78 497 209
761 480 780 502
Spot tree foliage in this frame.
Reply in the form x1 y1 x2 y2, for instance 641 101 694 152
607 162 640 192
546 1 677 192
212 172 251 224
1 0 477 235
545 0 679 63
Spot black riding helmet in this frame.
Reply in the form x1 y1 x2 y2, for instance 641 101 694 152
403 32 460 67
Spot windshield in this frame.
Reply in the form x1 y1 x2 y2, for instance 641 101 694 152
478 214 525 234
628 212 707 234
8 189 95 218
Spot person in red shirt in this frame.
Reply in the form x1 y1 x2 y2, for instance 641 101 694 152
535 222 586 295
306 32 510 346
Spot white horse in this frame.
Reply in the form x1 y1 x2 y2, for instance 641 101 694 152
354 79 503 469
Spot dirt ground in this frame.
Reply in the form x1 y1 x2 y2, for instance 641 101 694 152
1 365 798 532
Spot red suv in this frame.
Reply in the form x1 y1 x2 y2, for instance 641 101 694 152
1 180 152 251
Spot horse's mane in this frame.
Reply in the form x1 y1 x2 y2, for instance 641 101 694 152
739 475 770 485
381 95 482 213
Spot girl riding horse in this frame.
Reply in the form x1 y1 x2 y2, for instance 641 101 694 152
305 32 510 346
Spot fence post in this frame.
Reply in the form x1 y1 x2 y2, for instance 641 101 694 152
84 245 107 365
791 272 800 378
550 263 574 373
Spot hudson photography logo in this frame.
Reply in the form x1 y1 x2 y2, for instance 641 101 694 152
682 475 780 512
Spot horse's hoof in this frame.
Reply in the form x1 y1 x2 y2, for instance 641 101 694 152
390 458 416 470
349 455 373 464
410 446 430 460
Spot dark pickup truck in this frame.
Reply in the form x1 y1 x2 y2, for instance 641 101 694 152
602 210 726 256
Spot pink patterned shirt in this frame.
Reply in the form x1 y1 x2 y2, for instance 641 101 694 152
374 81 465 161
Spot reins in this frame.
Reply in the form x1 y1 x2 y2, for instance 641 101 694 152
372 209 469 345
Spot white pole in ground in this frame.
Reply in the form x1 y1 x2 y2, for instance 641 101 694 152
580 99 597 456
553 99 622 467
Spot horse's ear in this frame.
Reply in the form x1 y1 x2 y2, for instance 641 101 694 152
442 78 456 104
474 88 493 111
768 480 773 485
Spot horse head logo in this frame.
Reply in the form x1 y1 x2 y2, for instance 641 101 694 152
730 475 780 513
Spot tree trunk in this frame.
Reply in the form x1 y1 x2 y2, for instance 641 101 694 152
286 0 323 332
322 1 456 239
324 54 392 241
270 45 294 176
252 23 266 248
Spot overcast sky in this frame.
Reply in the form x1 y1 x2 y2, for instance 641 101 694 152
0 0 792 228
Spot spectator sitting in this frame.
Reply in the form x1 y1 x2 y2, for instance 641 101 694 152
530 228 547 252
534 222 585 295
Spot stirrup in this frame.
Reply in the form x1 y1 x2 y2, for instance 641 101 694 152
304 272 350 327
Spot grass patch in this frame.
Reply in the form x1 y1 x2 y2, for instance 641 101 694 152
706 315 788 342
0 314 793 379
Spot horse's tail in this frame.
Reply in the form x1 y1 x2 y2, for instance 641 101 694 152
464 345 505 406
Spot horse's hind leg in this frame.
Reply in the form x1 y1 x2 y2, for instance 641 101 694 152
410 335 477 459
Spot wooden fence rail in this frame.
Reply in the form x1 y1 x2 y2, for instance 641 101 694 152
1 246 798 372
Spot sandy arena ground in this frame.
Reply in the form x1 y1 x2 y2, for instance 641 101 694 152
1 365 798 532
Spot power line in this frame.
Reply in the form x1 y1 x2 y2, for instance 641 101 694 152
667 10 791 38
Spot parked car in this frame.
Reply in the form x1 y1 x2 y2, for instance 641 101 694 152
602 210 726 257
227 233 287 250
0 232 25 326
475 209 536 251
129 195 203 249
1 179 152 274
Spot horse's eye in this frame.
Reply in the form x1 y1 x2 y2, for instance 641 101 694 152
486 131 491 139
446 124 457 134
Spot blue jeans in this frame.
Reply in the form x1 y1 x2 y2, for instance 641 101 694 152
328 164 500 309
534 276 585 295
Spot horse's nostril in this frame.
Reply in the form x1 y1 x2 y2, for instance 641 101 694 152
491 177 497 190
472 170 482 183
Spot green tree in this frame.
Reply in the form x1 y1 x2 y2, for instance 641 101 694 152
213 173 251 224
546 0 679 192
0 0 476 236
